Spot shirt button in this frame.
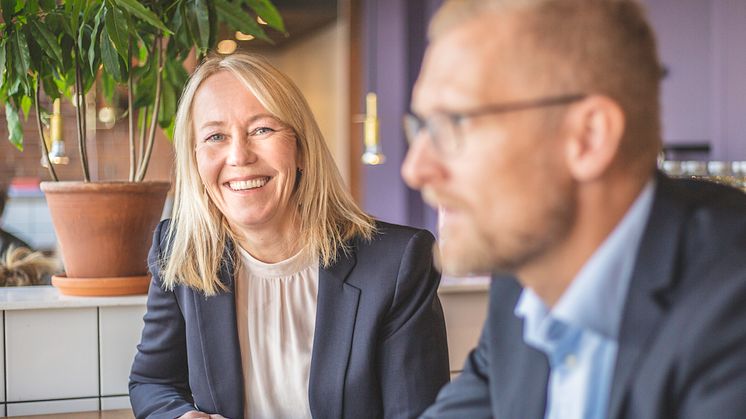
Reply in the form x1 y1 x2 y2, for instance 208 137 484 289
564 354 577 368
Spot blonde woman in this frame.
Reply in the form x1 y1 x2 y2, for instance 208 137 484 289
129 53 449 419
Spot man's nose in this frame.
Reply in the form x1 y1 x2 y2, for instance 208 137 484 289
401 134 446 190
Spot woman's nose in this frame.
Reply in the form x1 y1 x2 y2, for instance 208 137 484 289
226 136 257 166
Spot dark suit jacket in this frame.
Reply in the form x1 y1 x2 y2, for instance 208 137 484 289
130 220 449 419
422 174 746 419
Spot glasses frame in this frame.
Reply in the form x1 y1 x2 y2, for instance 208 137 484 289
403 93 587 155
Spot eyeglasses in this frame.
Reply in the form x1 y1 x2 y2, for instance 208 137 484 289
403 93 586 156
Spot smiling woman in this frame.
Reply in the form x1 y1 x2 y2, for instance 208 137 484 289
128 53 450 419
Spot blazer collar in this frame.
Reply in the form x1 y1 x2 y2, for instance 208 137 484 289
493 278 550 419
309 246 361 419
607 173 687 419
192 242 244 419
194 240 362 419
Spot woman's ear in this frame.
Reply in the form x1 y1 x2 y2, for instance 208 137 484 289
562 95 625 182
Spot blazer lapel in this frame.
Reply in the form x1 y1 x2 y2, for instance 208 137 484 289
192 246 244 419
607 175 686 419
309 249 360 419
492 279 550 419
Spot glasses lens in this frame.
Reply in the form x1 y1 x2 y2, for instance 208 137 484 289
430 114 460 155
403 114 424 145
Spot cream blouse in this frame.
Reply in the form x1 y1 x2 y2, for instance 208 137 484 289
234 246 319 419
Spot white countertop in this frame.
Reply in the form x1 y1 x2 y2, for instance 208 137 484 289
0 276 488 311
0 286 148 310
438 276 491 294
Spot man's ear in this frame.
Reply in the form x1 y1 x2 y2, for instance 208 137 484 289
562 95 625 182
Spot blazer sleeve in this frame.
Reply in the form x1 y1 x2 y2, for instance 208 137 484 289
129 221 196 419
377 230 450 419
420 322 493 418
677 269 746 419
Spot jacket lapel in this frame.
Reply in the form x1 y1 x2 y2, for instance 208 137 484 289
309 248 360 419
607 175 686 419
492 278 550 419
192 244 244 419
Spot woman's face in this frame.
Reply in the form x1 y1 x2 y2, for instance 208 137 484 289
192 71 300 237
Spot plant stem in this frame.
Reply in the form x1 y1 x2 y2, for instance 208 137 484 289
135 37 163 182
34 77 59 182
138 106 149 165
128 41 136 182
74 55 91 182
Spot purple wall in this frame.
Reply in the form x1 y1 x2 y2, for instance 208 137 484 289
360 0 440 233
644 0 746 160
360 0 746 229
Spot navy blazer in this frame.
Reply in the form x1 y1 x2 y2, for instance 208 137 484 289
422 174 746 419
130 221 450 419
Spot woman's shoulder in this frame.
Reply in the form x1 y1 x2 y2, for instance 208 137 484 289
357 220 435 254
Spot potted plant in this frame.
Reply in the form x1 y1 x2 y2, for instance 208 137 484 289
0 0 284 296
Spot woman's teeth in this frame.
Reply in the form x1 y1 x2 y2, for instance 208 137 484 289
228 177 269 191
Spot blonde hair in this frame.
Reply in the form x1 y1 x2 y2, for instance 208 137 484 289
163 53 375 295
430 0 663 169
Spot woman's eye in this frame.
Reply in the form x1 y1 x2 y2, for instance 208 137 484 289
205 133 225 142
252 127 275 136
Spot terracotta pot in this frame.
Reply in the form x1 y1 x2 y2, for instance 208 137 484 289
40 181 170 296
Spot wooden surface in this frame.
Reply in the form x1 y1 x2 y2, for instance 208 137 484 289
11 409 134 419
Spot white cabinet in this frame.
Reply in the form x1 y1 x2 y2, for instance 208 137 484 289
1 312 5 403
5 307 99 401
6 398 99 417
439 282 490 373
99 305 147 396
101 395 132 410
0 287 147 416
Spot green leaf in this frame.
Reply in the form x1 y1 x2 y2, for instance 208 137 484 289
191 0 211 53
66 0 84 36
162 118 175 142
60 32 75 70
100 27 123 82
5 103 23 151
245 0 285 33
0 40 6 80
11 30 31 78
25 0 40 15
104 5 129 61
20 95 32 121
215 0 271 43
165 59 189 91
1 0 15 23
158 80 176 128
31 20 64 67
100 70 116 103
89 7 105 73
25 25 45 73
114 0 172 34
41 73 60 100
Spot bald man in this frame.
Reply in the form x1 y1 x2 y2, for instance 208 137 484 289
402 1 746 418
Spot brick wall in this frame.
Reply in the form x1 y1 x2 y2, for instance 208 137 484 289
0 99 174 186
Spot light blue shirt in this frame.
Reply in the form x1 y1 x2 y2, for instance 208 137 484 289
514 179 656 419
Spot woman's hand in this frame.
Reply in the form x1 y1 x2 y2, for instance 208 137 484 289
178 411 227 419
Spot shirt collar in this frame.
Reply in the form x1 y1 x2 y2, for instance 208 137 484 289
516 178 656 340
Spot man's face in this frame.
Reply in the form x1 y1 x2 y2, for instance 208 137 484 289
402 14 576 277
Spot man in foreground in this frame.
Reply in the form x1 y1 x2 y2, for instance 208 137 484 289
402 0 746 417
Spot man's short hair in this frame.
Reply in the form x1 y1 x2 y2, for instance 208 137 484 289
430 0 664 166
